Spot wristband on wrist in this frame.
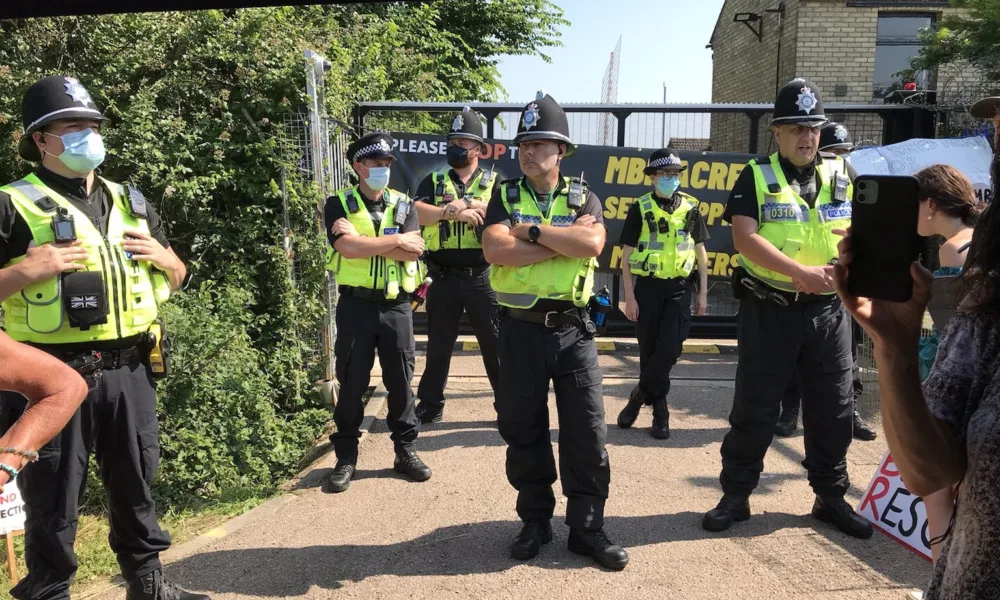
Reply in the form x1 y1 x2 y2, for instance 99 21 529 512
0 447 38 462
0 463 20 480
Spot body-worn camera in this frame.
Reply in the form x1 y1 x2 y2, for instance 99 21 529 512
52 208 77 243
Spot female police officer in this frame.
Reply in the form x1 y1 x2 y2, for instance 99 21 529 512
617 148 709 440
323 131 432 494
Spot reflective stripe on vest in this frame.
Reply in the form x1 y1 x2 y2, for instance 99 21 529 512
738 154 852 293
325 186 418 296
627 192 698 279
489 177 596 309
1 175 170 344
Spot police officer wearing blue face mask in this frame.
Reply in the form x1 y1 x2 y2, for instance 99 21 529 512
322 131 432 493
0 76 199 600
617 148 710 439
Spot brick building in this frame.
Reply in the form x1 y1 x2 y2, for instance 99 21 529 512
708 0 970 152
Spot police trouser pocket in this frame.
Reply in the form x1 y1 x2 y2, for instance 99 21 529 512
573 367 601 390
136 421 160 484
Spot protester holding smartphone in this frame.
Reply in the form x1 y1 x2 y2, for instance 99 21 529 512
832 113 1000 598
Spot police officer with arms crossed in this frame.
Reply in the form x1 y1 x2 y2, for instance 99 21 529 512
775 121 877 442
702 80 872 540
482 92 629 571
617 148 710 439
323 131 432 493
0 76 201 600
413 109 500 424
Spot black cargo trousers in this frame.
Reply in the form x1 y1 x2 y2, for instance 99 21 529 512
495 309 610 530
720 293 854 498
0 357 170 600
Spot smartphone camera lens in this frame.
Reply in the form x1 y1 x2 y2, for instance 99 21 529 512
857 181 869 191
857 192 868 204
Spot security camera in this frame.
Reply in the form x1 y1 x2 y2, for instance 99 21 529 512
321 59 332 73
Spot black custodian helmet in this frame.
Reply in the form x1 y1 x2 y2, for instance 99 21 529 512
19 75 108 162
446 107 487 152
770 78 827 128
512 91 575 157
819 122 855 152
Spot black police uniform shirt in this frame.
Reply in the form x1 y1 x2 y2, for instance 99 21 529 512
324 187 420 248
723 153 858 223
0 165 171 267
415 168 488 269
482 174 605 313
618 193 710 249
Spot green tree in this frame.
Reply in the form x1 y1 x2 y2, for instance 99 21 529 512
0 2 566 503
912 0 1000 85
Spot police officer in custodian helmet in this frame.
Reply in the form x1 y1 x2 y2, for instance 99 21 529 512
412 108 500 424
774 121 877 442
702 79 873 540
481 92 629 571
0 76 200 600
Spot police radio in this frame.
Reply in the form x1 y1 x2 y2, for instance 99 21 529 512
394 198 411 226
567 172 585 210
435 179 446 202
479 166 494 190
52 208 77 243
833 173 850 203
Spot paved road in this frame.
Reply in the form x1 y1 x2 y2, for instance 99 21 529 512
101 352 929 600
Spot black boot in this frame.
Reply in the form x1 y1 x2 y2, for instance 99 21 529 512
617 386 646 429
774 409 797 437
650 397 670 440
393 449 432 482
702 494 751 532
568 528 630 571
812 495 874 539
325 460 357 493
126 570 210 600
415 401 444 424
511 520 552 560
852 409 877 441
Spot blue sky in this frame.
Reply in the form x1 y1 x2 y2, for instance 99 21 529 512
497 0 726 104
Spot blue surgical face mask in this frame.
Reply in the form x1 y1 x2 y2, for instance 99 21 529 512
655 175 680 198
46 129 106 174
365 166 391 191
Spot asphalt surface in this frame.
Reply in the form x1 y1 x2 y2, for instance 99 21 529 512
94 349 928 600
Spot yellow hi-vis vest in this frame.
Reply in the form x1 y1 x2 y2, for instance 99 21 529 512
737 153 852 293
628 191 698 279
490 177 597 309
1 174 171 344
324 186 418 298
421 169 497 251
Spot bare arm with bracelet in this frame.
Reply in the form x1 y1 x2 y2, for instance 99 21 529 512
0 332 89 490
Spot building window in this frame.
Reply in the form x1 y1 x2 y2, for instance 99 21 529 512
873 14 934 99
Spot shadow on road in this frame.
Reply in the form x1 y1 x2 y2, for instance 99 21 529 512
167 512 926 596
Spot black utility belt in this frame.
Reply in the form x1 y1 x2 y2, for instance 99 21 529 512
429 264 489 279
34 344 144 374
504 306 593 332
737 273 832 306
339 285 411 303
